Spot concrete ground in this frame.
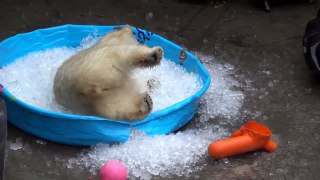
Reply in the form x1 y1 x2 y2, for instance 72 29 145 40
1 0 320 179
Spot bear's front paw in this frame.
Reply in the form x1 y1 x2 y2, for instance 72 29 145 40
140 46 163 67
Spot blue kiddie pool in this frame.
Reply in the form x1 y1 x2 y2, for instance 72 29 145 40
0 25 210 146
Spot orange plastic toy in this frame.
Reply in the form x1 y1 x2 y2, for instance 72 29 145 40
208 120 277 159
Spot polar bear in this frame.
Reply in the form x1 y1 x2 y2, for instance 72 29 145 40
53 26 163 121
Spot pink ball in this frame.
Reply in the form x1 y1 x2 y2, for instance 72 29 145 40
99 160 127 180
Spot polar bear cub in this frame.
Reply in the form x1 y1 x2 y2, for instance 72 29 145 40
53 26 163 121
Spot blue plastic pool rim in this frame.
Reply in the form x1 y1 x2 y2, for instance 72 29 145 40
0 24 211 126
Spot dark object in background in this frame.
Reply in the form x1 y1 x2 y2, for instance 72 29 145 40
303 10 320 75
0 100 6 180
263 0 315 12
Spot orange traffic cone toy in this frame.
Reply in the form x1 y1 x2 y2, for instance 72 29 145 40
208 120 277 159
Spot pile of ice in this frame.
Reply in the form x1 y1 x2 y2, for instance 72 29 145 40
66 53 246 179
194 52 245 122
0 37 202 113
0 35 246 179
0 48 76 113
134 60 202 112
68 127 227 179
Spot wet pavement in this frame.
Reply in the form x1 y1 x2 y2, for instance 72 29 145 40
1 0 320 179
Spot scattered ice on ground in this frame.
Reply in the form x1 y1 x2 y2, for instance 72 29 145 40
260 70 271 75
305 88 312 95
68 127 228 179
36 139 47 145
145 12 154 21
9 137 23 150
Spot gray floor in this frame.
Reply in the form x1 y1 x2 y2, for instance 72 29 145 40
1 0 320 179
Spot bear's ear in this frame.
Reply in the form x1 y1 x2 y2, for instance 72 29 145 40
123 24 133 30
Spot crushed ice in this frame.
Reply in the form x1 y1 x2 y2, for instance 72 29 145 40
67 52 246 179
36 139 47 145
68 127 228 179
194 53 245 122
66 52 246 179
9 137 23 151
0 37 202 114
0 35 247 179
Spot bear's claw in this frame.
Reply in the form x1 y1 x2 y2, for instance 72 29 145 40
143 93 153 112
